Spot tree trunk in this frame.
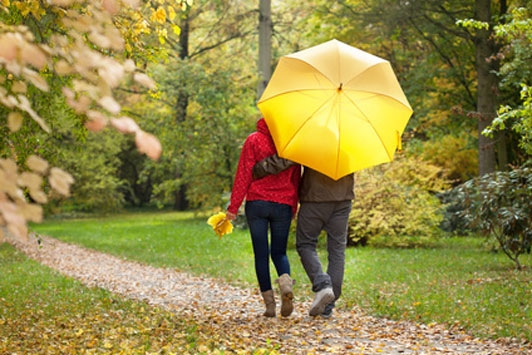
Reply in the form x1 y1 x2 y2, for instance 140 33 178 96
475 0 497 176
497 131 509 170
496 0 509 171
257 0 272 98
174 13 191 211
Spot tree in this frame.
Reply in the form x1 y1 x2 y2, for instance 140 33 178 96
258 0 272 97
487 6 532 157
0 0 163 240
306 0 513 177
134 49 257 211
131 0 256 210
472 0 508 174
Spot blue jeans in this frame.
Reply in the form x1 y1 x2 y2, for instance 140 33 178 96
245 200 293 292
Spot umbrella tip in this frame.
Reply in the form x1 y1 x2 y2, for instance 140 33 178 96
337 83 343 92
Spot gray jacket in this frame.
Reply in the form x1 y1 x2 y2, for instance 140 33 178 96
252 154 354 202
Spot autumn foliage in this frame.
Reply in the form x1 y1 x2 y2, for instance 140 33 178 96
348 155 450 248
0 0 165 240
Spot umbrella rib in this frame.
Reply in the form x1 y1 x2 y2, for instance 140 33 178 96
335 94 342 179
336 40 341 85
343 88 412 110
283 56 338 86
280 92 336 155
343 61 386 88
343 92 394 162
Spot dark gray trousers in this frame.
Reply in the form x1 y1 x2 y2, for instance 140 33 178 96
295 200 352 301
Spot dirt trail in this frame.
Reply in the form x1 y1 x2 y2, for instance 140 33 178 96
10 234 530 354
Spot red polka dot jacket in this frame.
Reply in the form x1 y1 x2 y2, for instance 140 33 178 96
228 118 301 216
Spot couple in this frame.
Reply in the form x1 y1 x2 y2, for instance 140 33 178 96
226 118 353 318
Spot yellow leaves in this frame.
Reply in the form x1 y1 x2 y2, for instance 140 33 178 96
171 24 181 36
14 0 45 20
122 0 140 8
196 344 209 352
98 96 121 115
0 33 21 62
180 0 193 10
111 116 139 134
19 42 47 70
54 60 72 75
133 72 157 90
48 0 74 6
133 22 148 35
168 5 176 21
135 131 162 160
102 0 119 16
19 171 43 192
98 58 125 88
0 155 61 239
14 94 50 132
22 68 49 91
49 167 74 196
7 112 22 132
0 0 171 240
123 59 136 73
151 7 167 24
207 212 233 239
85 110 108 132
11 81 26 93
26 155 49 174
109 116 162 160
158 32 166 44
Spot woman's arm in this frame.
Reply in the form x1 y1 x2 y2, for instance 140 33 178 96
227 137 256 214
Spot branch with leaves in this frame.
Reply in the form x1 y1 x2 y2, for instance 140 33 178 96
0 0 172 240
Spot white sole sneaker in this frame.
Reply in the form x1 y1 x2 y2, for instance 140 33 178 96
309 288 334 316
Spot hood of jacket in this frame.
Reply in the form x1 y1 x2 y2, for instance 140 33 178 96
256 118 271 137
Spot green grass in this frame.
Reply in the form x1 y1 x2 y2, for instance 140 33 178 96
30 210 532 341
343 243 532 339
0 243 279 354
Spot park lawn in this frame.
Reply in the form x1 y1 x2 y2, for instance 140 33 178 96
0 243 280 354
30 210 532 341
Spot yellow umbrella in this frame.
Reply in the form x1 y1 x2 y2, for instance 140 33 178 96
257 39 413 180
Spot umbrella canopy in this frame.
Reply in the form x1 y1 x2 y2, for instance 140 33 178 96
257 39 413 180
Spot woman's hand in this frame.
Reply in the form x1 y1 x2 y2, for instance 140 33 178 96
226 211 237 221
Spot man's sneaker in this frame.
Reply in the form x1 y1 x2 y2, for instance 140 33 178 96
309 287 334 316
321 302 334 319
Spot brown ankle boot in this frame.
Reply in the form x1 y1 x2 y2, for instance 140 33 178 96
276 273 294 317
261 290 276 317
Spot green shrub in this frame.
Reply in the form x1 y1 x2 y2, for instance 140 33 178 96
437 187 476 236
457 164 532 269
348 155 450 248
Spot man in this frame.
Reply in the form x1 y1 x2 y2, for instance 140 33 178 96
253 155 354 318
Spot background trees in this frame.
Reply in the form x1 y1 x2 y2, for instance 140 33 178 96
2 0 531 259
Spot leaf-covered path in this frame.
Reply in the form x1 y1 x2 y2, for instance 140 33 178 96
11 235 530 354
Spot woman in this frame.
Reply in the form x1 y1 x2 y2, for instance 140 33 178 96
226 118 300 317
